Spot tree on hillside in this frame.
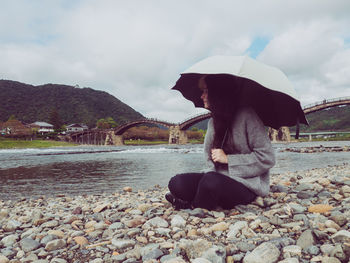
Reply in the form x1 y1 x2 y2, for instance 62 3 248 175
49 109 63 131
8 115 16 121
96 117 118 129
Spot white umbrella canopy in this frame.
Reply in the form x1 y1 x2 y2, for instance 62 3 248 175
172 55 308 129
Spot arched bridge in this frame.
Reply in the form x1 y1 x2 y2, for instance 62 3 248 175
303 96 350 114
114 118 174 135
68 96 350 145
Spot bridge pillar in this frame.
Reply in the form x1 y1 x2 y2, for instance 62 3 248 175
268 127 291 142
169 125 188 144
268 128 278 142
105 131 124 146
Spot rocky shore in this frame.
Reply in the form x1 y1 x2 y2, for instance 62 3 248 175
1 164 350 263
281 146 349 153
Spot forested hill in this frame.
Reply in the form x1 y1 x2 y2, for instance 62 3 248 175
0 80 144 127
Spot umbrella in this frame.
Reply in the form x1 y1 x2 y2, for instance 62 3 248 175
172 55 308 130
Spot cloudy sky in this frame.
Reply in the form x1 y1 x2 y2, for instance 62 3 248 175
1 0 350 123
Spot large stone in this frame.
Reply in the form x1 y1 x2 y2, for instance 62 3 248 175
144 216 169 228
331 230 350 243
3 220 21 232
210 222 228 232
1 234 19 247
296 230 316 249
111 239 136 249
45 239 67 251
227 221 248 240
179 239 212 260
171 215 186 228
200 245 226 263
20 238 41 252
243 242 280 263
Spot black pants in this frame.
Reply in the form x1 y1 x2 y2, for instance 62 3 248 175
168 172 256 210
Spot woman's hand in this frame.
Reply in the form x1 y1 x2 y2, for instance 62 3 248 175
211 149 228 164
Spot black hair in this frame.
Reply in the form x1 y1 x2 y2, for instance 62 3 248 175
204 74 242 151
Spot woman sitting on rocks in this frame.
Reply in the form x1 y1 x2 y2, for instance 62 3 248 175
166 74 276 210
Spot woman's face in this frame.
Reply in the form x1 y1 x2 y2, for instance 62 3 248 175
199 77 210 109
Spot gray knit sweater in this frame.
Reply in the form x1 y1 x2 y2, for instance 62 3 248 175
203 107 275 197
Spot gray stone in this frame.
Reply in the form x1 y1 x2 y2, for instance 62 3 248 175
111 239 135 249
200 245 226 263
179 239 212 260
295 183 314 192
305 245 320 255
20 237 41 252
187 208 206 218
270 216 285 226
296 191 317 199
1 247 16 258
236 242 256 252
331 230 350 243
1 234 19 247
320 244 335 255
145 217 169 228
108 222 124 230
330 213 348 227
227 221 248 239
45 239 66 251
243 242 280 263
142 248 164 261
171 215 186 228
318 191 331 198
3 220 21 232
270 184 288 193
268 237 296 250
289 204 307 214
112 253 126 262
40 234 58 245
330 244 346 262
41 220 59 228
296 230 316 249
283 245 302 257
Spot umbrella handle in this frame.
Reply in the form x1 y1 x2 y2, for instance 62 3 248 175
220 128 228 149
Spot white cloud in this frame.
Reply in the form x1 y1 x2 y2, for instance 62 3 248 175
1 0 350 122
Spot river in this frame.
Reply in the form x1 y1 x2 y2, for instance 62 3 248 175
0 141 349 200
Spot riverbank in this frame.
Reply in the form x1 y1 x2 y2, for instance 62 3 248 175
1 164 350 263
0 138 77 149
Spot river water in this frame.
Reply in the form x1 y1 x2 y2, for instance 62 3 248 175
0 141 349 200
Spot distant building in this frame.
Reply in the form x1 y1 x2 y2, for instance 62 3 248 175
66 123 89 133
29 121 54 134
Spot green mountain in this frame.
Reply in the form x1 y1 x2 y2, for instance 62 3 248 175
0 80 144 128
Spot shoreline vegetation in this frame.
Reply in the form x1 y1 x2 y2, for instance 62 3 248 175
1 136 350 149
0 138 78 149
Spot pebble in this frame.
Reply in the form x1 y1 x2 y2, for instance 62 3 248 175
0 164 349 263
